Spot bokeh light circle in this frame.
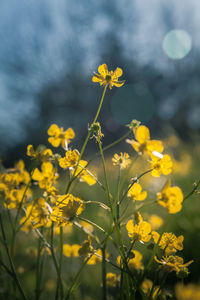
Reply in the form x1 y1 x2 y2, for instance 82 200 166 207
163 29 192 60
111 83 155 126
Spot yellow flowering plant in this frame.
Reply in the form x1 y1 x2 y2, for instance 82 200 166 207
0 63 199 300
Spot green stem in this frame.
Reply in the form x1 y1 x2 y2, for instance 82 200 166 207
0 213 27 300
65 85 107 194
64 253 94 300
50 223 64 299
101 245 107 300
35 231 43 300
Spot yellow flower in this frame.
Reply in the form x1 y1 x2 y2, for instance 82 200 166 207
112 152 131 170
150 153 173 177
175 283 200 300
157 181 183 214
78 236 93 256
3 186 32 210
87 249 109 265
106 273 119 288
117 250 143 271
70 160 96 186
152 231 184 255
126 219 151 243
51 194 85 226
59 149 79 169
32 162 57 190
126 125 163 155
63 244 80 257
27 145 53 161
148 215 163 230
92 63 125 89
128 183 147 201
141 279 161 300
20 198 52 230
48 124 75 148
154 255 193 274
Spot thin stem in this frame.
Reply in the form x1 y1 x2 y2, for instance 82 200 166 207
101 245 107 300
64 253 94 300
65 85 107 194
35 231 43 300
0 213 27 300
50 223 64 299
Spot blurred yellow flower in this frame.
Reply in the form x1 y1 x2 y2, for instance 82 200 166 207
148 214 163 230
32 162 57 189
157 181 183 214
175 283 200 300
117 250 143 271
48 124 75 148
126 219 151 243
106 272 119 288
112 152 131 170
141 279 161 299
27 145 53 161
70 160 96 186
87 249 109 265
126 125 163 155
92 63 125 89
63 244 80 257
128 183 147 201
20 198 52 230
150 153 173 177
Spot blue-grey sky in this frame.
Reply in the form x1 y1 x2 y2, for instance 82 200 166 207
0 0 200 151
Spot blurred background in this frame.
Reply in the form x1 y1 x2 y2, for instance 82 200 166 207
0 0 200 165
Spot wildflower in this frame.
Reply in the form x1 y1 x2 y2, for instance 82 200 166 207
141 279 161 300
175 283 200 300
117 250 143 271
126 219 151 243
128 183 147 201
59 149 79 169
154 255 193 274
152 231 184 255
150 153 173 177
80 221 94 234
106 273 119 288
126 125 163 155
63 244 80 257
112 152 131 170
78 236 93 256
70 160 96 186
27 145 53 161
148 214 163 230
20 198 52 230
92 63 125 89
87 249 109 265
157 180 183 214
3 186 32 210
89 122 104 141
51 194 85 226
48 124 75 148
32 162 57 190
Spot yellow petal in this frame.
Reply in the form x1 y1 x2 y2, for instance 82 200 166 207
126 219 134 233
113 67 123 78
48 137 61 147
48 124 60 136
135 126 150 144
92 73 103 82
98 64 108 76
32 168 43 181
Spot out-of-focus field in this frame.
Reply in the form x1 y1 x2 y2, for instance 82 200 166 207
1 133 200 300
